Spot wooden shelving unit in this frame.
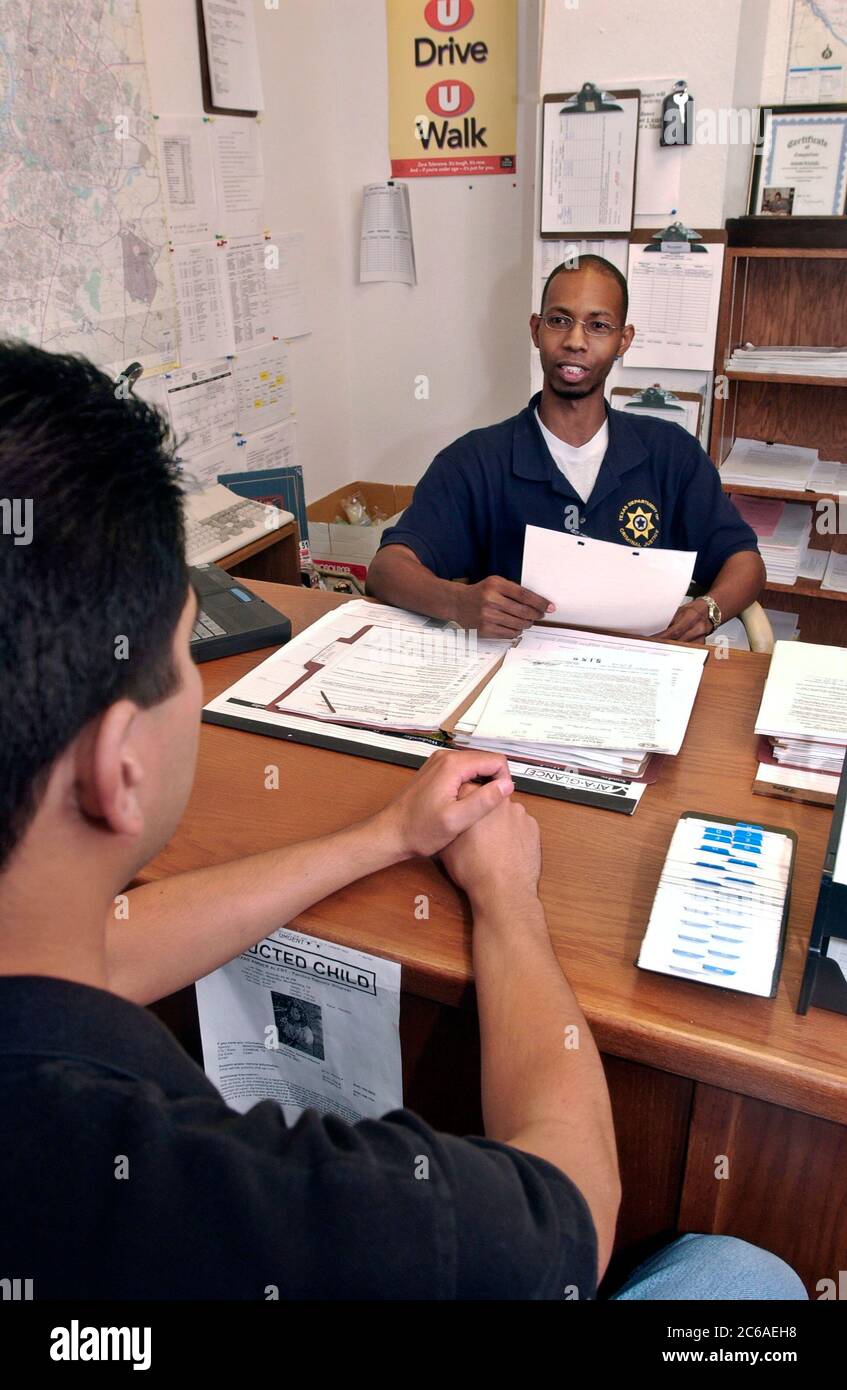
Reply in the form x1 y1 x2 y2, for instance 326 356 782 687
710 218 847 645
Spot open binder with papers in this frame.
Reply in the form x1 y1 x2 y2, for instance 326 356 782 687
203 600 709 814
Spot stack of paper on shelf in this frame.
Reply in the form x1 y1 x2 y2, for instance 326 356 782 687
754 641 847 795
821 552 847 594
726 345 847 378
809 458 847 491
731 496 812 584
203 599 708 784
451 626 707 777
719 438 817 491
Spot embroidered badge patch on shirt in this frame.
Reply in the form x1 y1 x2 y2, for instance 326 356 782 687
619 498 660 546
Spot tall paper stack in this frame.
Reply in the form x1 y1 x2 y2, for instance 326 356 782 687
732 496 812 585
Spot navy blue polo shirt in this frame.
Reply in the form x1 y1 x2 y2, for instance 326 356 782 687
380 394 758 590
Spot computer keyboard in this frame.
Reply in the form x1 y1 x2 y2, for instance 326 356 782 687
183 486 292 566
191 609 226 642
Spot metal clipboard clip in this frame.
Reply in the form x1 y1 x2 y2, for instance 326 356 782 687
623 384 685 414
559 82 623 115
644 220 708 253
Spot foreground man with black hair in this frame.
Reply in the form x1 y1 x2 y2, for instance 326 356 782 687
0 341 802 1300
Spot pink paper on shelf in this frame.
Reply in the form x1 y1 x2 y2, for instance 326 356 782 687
732 495 785 537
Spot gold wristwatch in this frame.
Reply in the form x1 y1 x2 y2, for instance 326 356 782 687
701 594 722 631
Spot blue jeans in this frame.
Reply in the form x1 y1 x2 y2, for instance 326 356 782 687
609 1233 808 1300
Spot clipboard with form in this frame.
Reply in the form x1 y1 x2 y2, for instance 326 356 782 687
541 84 640 238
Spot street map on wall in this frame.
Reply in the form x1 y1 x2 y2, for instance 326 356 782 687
0 0 177 371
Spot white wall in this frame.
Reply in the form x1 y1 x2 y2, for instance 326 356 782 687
140 0 540 499
141 0 356 503
333 0 541 486
139 0 790 501
537 0 789 427
539 0 781 229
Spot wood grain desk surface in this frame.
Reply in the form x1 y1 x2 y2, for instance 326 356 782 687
140 584 847 1125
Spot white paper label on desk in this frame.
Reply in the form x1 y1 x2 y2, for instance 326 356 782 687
196 927 401 1126
521 525 696 636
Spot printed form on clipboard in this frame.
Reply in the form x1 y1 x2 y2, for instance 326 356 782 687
540 84 640 237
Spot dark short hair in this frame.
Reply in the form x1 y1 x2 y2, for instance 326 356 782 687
540 253 629 322
0 340 188 873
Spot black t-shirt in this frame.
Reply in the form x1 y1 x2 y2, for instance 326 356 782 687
0 976 597 1299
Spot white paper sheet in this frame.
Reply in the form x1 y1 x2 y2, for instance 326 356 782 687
799 547 829 582
756 762 840 795
625 241 724 371
179 436 241 493
272 622 507 733
236 417 298 474
196 927 401 1126
756 640 847 743
163 358 237 459
222 234 275 351
201 0 264 112
535 238 629 312
232 341 293 433
470 633 705 755
156 116 219 245
360 183 417 285
170 240 234 364
210 117 265 237
521 525 695 636
719 437 817 491
821 551 847 593
614 77 683 216
541 95 639 235
265 231 310 338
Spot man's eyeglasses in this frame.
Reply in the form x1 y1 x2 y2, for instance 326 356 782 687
537 312 621 338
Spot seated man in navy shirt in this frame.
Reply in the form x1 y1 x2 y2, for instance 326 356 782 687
0 342 803 1303
367 255 765 642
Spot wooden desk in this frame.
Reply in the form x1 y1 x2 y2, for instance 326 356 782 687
141 584 847 1293
216 519 300 586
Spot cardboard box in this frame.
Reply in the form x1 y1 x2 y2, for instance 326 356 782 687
307 481 414 569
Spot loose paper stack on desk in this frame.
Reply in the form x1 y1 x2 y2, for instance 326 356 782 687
451 626 707 777
731 496 812 585
753 640 847 803
203 599 708 809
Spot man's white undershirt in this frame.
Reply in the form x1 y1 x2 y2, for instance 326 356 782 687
535 409 609 505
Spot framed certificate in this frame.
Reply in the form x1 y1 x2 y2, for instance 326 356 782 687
748 104 847 217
